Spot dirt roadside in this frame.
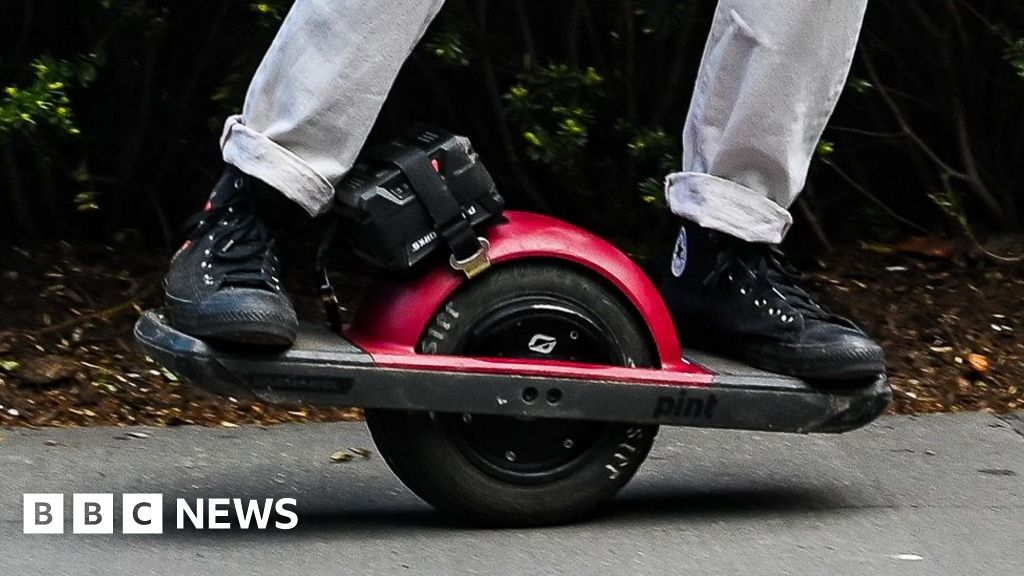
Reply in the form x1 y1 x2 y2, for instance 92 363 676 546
0 240 1021 427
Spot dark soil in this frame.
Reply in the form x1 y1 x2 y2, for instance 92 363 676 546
0 242 359 428
0 239 1021 428
803 243 1023 414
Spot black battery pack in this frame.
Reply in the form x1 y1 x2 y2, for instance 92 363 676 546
333 125 505 273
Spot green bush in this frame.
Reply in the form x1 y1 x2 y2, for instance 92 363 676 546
1 0 1021 255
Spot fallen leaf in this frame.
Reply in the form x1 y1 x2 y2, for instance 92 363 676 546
894 236 961 260
968 354 990 374
0 359 20 372
18 355 79 386
219 421 239 428
330 450 354 463
861 242 896 255
978 469 1016 477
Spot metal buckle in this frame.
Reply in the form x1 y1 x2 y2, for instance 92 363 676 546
450 238 492 279
318 267 348 334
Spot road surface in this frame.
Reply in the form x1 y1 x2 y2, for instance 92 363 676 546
2 413 1023 575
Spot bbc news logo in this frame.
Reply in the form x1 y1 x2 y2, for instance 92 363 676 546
24 494 298 534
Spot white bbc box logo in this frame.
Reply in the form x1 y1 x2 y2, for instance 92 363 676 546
73 493 114 534
23 494 64 534
123 494 163 534
24 493 165 534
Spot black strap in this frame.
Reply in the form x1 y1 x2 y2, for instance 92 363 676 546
315 220 345 334
366 143 482 263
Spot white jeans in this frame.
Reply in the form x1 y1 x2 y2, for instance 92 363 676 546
221 0 868 244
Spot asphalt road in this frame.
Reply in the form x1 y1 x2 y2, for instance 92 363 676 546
2 413 1023 576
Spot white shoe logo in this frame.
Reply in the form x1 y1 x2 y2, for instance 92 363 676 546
671 226 688 278
528 334 558 355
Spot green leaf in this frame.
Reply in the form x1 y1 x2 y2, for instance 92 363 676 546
0 360 21 373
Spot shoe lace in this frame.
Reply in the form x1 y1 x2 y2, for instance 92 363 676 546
703 244 836 322
184 198 280 290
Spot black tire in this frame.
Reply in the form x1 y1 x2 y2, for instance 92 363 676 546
366 263 659 527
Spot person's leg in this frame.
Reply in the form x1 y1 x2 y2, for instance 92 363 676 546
661 0 885 380
222 0 447 216
165 0 445 346
667 0 868 244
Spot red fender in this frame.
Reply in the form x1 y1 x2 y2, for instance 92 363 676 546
347 211 691 372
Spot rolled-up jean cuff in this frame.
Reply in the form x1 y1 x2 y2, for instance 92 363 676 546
221 116 335 216
664 172 794 244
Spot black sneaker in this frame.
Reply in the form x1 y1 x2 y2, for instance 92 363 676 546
163 166 298 347
660 222 885 381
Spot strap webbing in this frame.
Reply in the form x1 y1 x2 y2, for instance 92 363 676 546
366 144 481 263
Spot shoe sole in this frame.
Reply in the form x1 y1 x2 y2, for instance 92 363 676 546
742 346 886 382
682 333 886 382
165 291 298 349
175 316 297 348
